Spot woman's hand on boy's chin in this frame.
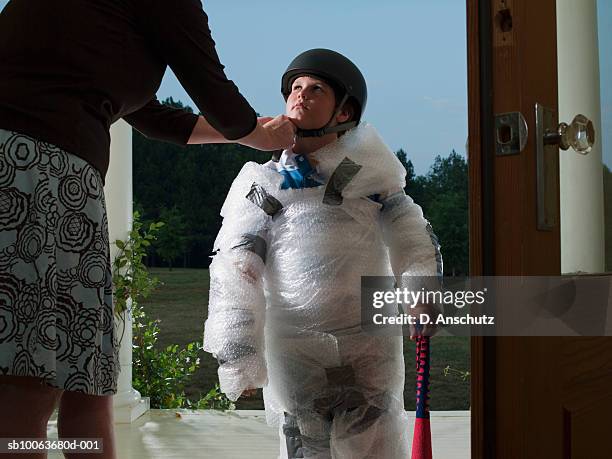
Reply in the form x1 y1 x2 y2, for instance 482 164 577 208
238 115 296 151
408 303 439 341
261 114 297 150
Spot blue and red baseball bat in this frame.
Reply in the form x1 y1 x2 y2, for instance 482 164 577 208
411 333 432 459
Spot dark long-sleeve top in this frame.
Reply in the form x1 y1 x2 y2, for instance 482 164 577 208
0 0 257 181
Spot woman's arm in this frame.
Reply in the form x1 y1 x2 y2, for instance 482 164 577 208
124 97 295 150
143 0 254 138
129 1 298 150
122 97 199 145
188 114 296 151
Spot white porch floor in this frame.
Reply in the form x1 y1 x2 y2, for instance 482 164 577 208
47 410 470 458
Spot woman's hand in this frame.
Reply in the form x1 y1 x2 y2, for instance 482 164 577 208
238 115 296 151
187 114 296 150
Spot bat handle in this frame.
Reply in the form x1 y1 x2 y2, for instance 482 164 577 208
415 334 431 419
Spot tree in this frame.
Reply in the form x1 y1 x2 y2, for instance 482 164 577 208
423 150 468 276
162 96 193 113
395 148 469 275
395 148 428 215
395 148 415 182
155 206 188 270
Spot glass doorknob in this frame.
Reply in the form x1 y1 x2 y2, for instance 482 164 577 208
543 114 595 154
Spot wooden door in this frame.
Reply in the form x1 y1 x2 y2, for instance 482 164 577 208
467 0 612 458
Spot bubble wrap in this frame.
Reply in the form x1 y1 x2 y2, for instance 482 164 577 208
204 124 442 457
380 191 444 303
308 123 407 199
203 164 282 401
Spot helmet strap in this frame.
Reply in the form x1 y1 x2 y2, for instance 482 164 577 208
295 93 357 138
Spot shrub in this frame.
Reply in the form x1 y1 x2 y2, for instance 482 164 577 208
112 212 234 410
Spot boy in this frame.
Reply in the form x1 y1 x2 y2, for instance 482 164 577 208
204 49 442 459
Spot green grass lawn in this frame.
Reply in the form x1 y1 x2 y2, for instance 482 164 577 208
140 267 470 410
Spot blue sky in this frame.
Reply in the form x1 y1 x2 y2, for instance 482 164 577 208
597 0 612 169
1 0 609 173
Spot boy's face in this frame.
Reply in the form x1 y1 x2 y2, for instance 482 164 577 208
286 75 347 130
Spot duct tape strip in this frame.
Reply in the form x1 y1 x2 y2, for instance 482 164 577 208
380 191 405 213
231 233 267 263
246 182 283 216
425 222 444 280
322 157 362 205
217 342 256 365
282 413 305 459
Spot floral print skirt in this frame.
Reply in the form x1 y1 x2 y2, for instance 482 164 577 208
0 128 120 395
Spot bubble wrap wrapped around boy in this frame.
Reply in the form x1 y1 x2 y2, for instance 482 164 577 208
204 124 442 459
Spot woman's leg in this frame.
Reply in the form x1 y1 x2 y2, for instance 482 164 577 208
0 375 63 459
56 391 117 459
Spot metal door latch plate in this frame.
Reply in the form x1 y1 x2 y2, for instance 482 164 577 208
495 111 528 155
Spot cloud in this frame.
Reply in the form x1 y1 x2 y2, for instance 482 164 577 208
422 95 466 113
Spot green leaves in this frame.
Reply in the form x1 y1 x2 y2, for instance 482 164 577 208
131 302 234 410
443 364 471 381
115 214 234 410
111 212 163 318
189 384 235 411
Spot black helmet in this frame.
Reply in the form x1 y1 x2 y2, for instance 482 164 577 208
281 49 367 137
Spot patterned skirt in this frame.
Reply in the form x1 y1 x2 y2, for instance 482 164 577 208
0 128 120 395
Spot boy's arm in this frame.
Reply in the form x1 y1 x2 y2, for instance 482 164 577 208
203 200 271 402
380 190 443 335
380 189 443 279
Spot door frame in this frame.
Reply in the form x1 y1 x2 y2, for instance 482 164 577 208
467 0 496 457
467 0 566 456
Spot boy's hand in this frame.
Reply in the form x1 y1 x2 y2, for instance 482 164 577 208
241 388 258 398
408 303 439 341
